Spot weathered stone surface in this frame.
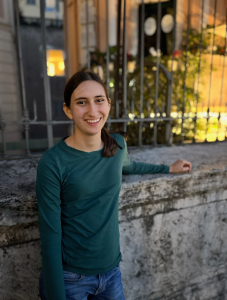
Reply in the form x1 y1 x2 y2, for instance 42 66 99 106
0 221 39 247
0 240 41 300
0 142 227 299
0 158 38 227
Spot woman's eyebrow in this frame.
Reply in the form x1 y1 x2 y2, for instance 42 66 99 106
75 95 105 100
75 97 87 100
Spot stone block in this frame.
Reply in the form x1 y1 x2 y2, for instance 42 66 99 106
0 142 227 299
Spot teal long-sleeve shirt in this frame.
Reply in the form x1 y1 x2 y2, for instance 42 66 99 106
36 133 169 300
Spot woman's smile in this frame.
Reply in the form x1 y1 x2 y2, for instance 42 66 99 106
85 117 102 126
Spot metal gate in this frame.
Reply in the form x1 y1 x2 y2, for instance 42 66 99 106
0 0 227 158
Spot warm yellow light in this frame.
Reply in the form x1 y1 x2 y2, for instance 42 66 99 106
127 61 135 73
58 61 65 71
46 49 65 76
47 63 55 76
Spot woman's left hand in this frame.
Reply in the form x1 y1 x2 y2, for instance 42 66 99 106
169 159 192 173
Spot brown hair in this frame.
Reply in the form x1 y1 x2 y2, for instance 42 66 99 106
64 71 126 157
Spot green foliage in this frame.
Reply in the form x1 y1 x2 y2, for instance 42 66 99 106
181 28 211 54
90 29 222 145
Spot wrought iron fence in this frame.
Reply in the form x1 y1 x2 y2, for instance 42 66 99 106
0 0 227 159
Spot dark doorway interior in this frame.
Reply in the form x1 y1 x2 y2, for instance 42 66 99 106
138 0 175 57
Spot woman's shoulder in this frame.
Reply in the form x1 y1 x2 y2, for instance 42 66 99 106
110 131 127 148
37 141 62 169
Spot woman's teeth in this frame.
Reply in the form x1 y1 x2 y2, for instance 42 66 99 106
86 118 100 123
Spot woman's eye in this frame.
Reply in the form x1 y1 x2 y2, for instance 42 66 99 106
97 98 104 103
77 101 86 105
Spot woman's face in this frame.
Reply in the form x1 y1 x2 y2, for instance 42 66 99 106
63 80 111 137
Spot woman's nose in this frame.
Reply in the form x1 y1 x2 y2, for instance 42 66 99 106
87 103 97 116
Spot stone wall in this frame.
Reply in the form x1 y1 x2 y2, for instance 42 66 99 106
0 142 227 300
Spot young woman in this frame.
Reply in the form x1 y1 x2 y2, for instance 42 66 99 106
36 71 191 300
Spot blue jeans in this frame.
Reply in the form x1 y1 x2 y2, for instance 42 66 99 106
39 264 125 300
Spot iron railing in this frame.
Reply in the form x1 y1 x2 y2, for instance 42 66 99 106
0 0 227 159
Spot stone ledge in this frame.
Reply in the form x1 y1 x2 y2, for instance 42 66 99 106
0 221 39 248
0 142 227 299
0 143 227 246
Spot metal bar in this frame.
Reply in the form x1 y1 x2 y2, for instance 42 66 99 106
32 100 37 121
139 0 145 146
106 0 110 96
114 0 122 118
24 122 30 156
193 0 205 143
14 0 31 156
56 0 60 27
131 88 135 114
14 0 27 111
165 0 176 145
40 0 54 148
70 123 74 135
123 122 126 132
146 100 150 117
4 113 223 127
86 0 90 70
122 0 127 118
216 8 227 141
165 77 173 145
107 116 111 130
170 0 176 73
154 0 161 106
207 0 217 109
119 0 127 133
153 0 161 146
0 109 6 158
64 0 71 79
116 100 119 119
205 0 217 142
218 10 227 108
139 121 143 146
181 0 191 144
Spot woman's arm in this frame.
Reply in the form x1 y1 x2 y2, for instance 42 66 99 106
122 137 169 175
36 153 66 300
122 136 191 175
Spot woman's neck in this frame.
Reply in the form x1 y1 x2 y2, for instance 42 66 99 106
65 130 104 153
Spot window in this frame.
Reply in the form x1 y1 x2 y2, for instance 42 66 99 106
47 49 65 77
46 0 55 12
27 0 36 5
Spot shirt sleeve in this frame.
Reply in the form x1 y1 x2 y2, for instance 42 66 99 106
121 136 170 175
36 152 66 300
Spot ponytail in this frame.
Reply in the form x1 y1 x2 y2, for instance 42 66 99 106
101 128 127 157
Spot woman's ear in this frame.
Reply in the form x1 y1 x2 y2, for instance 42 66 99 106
63 103 73 120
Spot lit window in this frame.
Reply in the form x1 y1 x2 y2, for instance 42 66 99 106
46 0 55 12
27 0 36 5
47 49 65 77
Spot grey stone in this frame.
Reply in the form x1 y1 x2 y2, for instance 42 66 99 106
0 142 227 299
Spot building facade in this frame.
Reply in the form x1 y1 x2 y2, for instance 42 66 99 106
0 0 23 153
